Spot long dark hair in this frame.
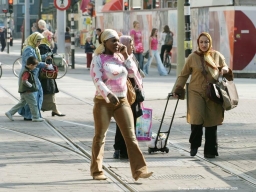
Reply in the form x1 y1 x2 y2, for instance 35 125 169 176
163 25 174 36
150 28 158 38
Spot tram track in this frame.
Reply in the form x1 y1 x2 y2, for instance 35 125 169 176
0 84 137 192
1 83 256 190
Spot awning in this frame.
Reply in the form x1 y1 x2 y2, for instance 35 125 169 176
101 0 123 12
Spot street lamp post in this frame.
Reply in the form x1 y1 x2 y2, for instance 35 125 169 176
184 0 191 101
6 12 10 54
184 0 192 57
70 6 75 69
70 0 79 69
2 9 8 53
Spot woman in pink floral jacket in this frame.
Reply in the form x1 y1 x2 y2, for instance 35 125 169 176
90 29 153 181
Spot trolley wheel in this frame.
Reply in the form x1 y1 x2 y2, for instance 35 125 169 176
148 147 153 154
165 147 169 153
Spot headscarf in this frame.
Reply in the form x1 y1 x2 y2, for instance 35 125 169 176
41 30 54 48
196 32 219 80
23 32 44 62
94 29 119 56
119 35 132 47
119 35 145 77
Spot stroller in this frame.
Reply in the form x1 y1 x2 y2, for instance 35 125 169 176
148 93 179 154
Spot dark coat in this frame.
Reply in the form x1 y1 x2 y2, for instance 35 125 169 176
40 78 59 94
85 41 95 53
38 44 59 95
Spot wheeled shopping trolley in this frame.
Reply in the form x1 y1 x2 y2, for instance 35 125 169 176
148 93 179 154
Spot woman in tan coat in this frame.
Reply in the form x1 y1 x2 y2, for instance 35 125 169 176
173 32 233 158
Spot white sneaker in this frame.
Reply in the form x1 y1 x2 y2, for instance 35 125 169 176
5 112 14 121
32 118 44 122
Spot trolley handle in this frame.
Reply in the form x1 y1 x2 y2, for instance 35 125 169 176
168 92 180 99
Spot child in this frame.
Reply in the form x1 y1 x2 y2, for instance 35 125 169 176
5 56 44 122
85 36 95 69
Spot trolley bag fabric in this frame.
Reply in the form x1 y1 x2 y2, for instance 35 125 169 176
219 77 239 110
136 103 152 141
147 133 166 149
53 54 64 67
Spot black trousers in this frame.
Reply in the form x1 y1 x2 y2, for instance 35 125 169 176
1 40 6 52
189 124 218 156
160 45 172 63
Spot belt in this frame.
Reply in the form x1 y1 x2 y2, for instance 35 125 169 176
95 95 126 100
95 95 104 99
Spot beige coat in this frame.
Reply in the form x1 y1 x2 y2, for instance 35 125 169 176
174 51 232 127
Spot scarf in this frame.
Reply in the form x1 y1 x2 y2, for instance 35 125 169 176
196 32 219 80
23 32 44 62
41 30 54 48
94 29 119 55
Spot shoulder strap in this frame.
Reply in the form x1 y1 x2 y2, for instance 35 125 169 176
200 56 209 83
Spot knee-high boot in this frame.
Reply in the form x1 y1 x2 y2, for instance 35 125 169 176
189 124 203 149
204 126 218 156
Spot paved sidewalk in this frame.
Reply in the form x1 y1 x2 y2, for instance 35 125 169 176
0 40 256 191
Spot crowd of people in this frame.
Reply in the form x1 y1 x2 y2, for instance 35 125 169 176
5 19 65 122
3 19 234 181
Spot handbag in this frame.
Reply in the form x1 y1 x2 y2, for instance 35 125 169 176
40 65 58 79
143 50 149 59
219 77 239 110
135 86 145 103
200 57 223 104
136 103 152 141
126 78 136 105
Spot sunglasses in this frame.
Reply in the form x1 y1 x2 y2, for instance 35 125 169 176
37 39 42 43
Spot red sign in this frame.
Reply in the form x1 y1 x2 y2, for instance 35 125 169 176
54 0 71 11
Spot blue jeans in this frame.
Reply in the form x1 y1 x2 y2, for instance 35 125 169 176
143 50 167 76
134 53 143 70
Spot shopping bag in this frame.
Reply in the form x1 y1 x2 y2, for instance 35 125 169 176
136 103 152 141
219 77 239 110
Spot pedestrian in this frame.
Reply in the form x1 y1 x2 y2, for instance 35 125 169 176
5 57 45 122
92 28 101 48
9 28 13 47
130 21 144 70
160 25 174 63
39 30 65 117
17 32 50 121
90 29 153 181
65 27 71 65
38 19 47 33
31 22 38 33
113 35 144 159
84 36 95 69
0 27 6 52
172 32 234 158
143 28 167 76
